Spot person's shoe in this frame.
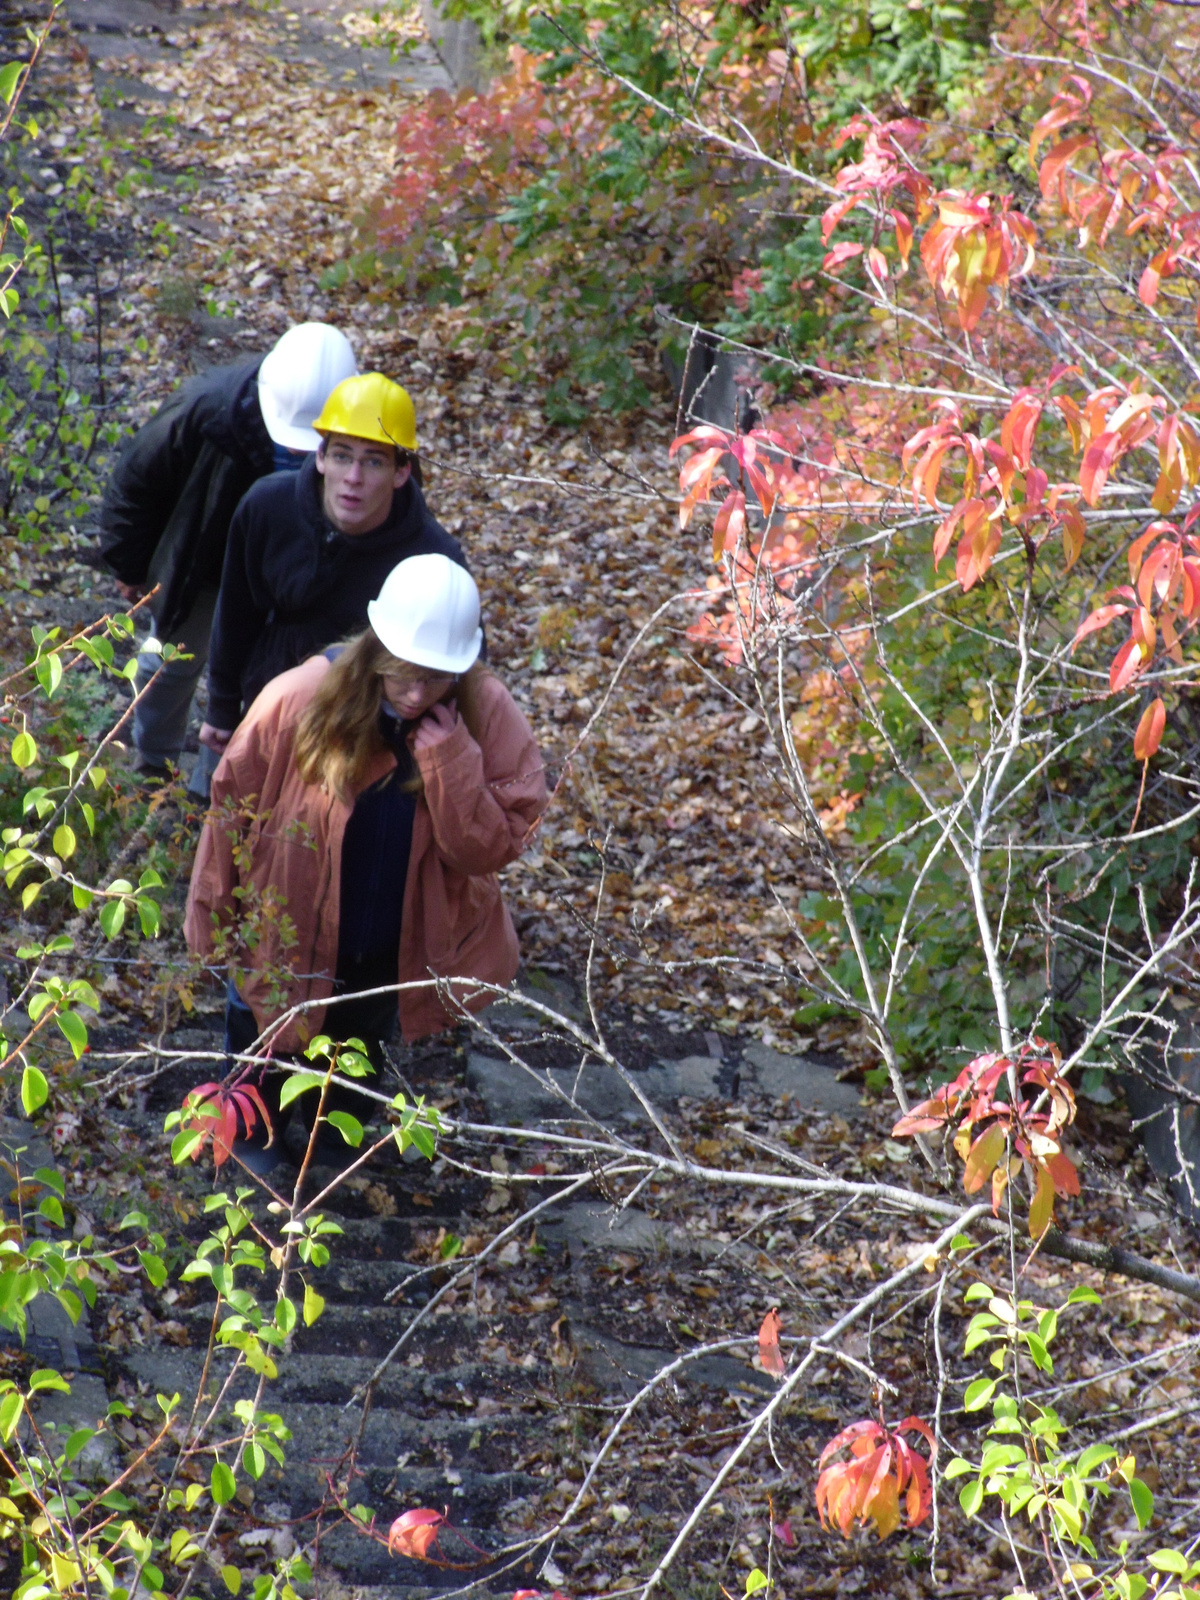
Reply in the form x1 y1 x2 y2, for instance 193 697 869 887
129 751 175 785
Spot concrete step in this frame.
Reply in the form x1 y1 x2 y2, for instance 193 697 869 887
124 1347 547 1412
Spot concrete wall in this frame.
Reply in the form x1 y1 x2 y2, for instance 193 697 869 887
420 0 487 91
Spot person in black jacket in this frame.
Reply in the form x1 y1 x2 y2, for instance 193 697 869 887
99 322 357 792
200 372 468 756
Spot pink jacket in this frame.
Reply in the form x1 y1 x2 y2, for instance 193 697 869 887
184 657 546 1047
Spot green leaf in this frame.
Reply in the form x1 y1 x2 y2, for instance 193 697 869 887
0 1391 21 1441
211 1461 236 1505
28 1369 70 1394
1076 1444 1116 1476
55 1289 82 1325
1149 1551 1192 1576
221 1565 242 1596
64 1427 95 1462
275 1296 296 1335
1024 1332 1053 1373
963 1282 993 1303
37 1196 64 1227
0 61 24 104
1067 1286 1102 1306
71 883 93 910
943 1457 976 1480
963 1378 996 1412
279 1071 325 1108
171 1129 205 1164
10 731 36 769
52 824 75 859
745 1570 769 1597
959 1478 984 1516
21 1065 48 1115
407 1119 437 1160
35 654 62 699
98 898 126 939
244 1441 266 1480
56 1010 88 1060
139 1251 168 1288
137 897 160 938
21 881 42 910
326 1111 363 1147
302 1284 325 1326
1130 1477 1154 1530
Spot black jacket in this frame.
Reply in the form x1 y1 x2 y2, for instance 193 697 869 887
207 454 466 728
99 358 274 638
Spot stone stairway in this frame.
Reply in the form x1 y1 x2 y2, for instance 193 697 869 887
98 979 857 1596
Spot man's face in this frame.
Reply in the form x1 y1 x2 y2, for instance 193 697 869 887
316 434 412 536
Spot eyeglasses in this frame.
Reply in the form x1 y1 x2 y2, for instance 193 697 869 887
377 667 456 688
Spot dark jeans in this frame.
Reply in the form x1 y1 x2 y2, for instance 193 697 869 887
224 978 392 1150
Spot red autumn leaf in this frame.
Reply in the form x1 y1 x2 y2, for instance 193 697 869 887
1042 1150 1081 1197
1000 392 1043 468
823 241 864 272
1134 697 1166 761
772 1518 796 1547
1109 634 1146 694
1071 603 1130 651
1037 133 1092 200
759 1307 786 1376
1079 429 1121 505
387 1509 445 1561
816 1417 933 1541
892 1096 951 1137
180 1081 273 1169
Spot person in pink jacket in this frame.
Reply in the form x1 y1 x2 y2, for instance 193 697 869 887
185 553 546 1165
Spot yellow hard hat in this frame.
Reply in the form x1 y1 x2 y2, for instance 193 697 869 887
312 372 418 452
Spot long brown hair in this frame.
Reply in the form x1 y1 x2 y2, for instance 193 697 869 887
293 629 491 801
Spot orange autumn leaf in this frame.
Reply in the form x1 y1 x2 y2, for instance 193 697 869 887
387 1509 446 1561
1134 697 1166 760
759 1306 785 1376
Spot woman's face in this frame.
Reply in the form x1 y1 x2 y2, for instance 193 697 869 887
378 659 456 721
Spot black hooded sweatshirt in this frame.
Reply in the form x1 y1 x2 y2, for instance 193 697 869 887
99 358 274 638
206 453 467 729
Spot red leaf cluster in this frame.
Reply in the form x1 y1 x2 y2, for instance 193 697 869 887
387 1508 446 1561
815 1416 934 1540
179 1080 272 1169
891 1042 1080 1238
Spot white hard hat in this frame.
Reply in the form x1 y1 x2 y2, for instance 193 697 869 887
257 323 357 452
368 554 483 675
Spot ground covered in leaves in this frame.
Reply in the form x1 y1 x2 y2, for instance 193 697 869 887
2 3 1200 1599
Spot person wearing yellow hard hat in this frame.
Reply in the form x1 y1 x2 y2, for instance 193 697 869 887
99 321 357 795
200 372 468 760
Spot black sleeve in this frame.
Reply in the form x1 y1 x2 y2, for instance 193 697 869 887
98 391 201 585
206 499 269 730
